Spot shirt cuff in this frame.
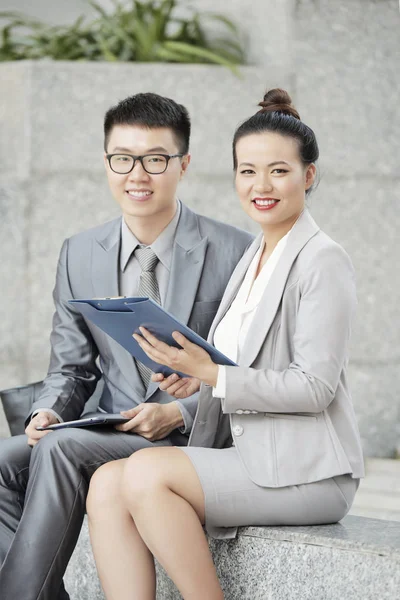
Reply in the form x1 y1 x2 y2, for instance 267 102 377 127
212 366 226 399
174 401 193 435
31 408 63 423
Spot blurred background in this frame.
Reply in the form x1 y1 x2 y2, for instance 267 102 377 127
0 0 399 517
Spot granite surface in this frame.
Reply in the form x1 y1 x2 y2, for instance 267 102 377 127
65 515 400 600
240 515 400 559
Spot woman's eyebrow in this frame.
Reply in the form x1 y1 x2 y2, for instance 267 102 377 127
238 160 290 168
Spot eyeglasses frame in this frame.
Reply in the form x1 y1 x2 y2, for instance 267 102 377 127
105 152 185 175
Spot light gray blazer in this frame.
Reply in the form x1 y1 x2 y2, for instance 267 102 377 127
31 203 253 424
189 209 365 487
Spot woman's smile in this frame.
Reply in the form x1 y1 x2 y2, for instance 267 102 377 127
252 197 280 210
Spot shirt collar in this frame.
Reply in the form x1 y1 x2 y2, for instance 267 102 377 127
120 200 181 272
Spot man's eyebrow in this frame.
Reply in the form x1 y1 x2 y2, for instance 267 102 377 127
238 160 290 168
109 146 170 153
146 146 170 153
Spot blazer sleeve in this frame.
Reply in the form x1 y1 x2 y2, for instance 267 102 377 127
30 239 102 421
221 244 357 415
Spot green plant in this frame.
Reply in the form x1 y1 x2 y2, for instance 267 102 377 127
0 0 245 71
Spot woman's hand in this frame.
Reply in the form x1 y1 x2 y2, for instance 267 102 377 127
133 327 218 387
152 372 201 399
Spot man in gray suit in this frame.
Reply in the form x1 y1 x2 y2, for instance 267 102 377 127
0 92 253 600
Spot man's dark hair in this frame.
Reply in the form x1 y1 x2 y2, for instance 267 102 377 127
104 92 191 153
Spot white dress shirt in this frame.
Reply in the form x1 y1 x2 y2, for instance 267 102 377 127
119 201 181 302
213 232 289 399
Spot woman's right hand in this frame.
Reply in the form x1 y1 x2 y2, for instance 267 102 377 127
151 373 201 398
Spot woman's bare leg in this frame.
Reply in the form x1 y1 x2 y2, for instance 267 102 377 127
87 459 156 600
121 447 224 600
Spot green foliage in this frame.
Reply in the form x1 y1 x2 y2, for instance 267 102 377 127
0 0 245 71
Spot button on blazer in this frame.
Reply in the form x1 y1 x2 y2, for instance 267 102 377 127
189 209 365 487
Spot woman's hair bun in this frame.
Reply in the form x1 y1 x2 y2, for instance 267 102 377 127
258 88 300 120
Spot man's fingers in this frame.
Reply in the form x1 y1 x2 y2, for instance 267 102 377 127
163 379 189 396
152 373 165 382
26 429 51 446
174 381 198 398
115 417 136 432
175 379 201 398
121 406 142 419
115 411 146 432
158 373 180 390
37 414 50 426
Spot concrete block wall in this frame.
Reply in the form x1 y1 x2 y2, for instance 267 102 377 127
0 0 399 455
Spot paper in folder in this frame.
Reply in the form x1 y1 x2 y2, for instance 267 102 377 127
69 297 237 378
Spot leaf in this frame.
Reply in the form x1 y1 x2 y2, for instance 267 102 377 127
202 13 240 36
0 0 245 72
163 40 240 73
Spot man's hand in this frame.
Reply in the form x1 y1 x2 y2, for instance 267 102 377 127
25 411 59 447
152 372 201 398
115 402 184 441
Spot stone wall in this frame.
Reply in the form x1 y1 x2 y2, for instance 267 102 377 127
0 0 399 455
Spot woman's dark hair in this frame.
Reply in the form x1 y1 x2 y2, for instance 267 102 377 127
233 88 319 181
104 92 191 154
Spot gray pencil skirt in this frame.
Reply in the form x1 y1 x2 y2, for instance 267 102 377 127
179 446 359 539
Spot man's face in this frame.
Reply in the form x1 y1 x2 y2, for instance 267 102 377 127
104 125 190 221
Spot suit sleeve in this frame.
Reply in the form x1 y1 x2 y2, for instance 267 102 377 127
221 245 357 415
29 239 101 422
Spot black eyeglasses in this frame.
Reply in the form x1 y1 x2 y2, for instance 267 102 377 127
106 153 184 175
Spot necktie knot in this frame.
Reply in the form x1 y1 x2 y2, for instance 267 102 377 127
134 246 159 272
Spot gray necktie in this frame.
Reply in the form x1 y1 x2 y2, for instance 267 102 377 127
134 245 161 388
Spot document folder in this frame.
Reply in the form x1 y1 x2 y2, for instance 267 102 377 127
69 297 236 378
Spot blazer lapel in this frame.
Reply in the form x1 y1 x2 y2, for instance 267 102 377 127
146 202 208 399
92 218 145 395
162 202 209 324
91 218 121 299
207 234 263 344
240 210 320 367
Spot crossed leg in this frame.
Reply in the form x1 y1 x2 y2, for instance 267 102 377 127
87 447 223 600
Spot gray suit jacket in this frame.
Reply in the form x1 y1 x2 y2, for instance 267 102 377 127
31 203 253 425
189 210 365 486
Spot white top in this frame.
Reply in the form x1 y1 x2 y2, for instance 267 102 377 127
213 232 289 398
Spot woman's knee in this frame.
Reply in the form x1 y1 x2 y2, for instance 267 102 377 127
86 459 126 518
121 448 167 507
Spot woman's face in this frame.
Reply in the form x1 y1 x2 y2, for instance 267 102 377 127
235 132 316 231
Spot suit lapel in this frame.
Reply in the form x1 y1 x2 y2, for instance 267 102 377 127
92 218 145 395
146 202 208 399
91 218 120 299
240 210 320 367
207 234 263 344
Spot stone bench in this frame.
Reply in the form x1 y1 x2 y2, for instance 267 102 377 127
65 515 400 599
1 392 399 599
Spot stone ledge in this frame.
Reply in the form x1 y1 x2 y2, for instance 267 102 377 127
65 515 400 600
